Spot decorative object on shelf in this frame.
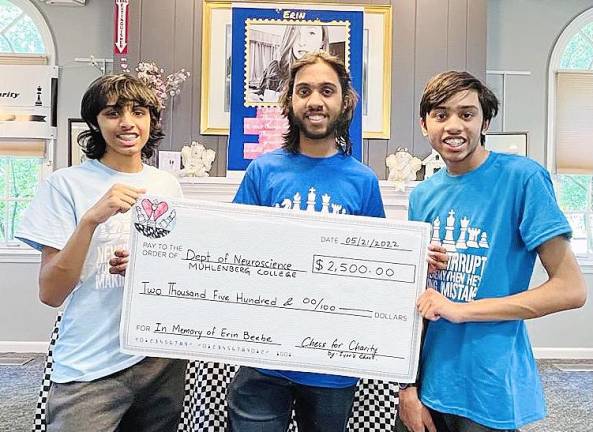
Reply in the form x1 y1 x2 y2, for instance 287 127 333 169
386 148 422 191
122 61 190 113
179 141 216 178
422 149 446 179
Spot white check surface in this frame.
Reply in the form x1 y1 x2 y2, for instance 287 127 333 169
120 196 430 382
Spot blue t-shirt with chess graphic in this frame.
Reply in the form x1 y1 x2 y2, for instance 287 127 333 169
408 152 571 429
233 148 385 388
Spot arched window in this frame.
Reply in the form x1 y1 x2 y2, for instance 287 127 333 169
548 8 593 259
0 0 54 62
0 0 54 251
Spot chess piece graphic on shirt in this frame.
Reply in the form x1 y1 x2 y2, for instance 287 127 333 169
442 210 458 252
431 216 442 246
321 194 330 214
331 203 342 214
293 192 302 211
479 232 490 248
467 227 481 248
436 209 489 251
278 198 292 209
276 189 348 214
306 187 316 212
456 216 470 250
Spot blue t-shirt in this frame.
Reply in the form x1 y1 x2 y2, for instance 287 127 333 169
234 148 385 388
16 160 182 383
408 152 571 429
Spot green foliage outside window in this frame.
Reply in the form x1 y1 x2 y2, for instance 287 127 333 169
0 0 47 248
0 0 45 54
0 157 41 243
557 175 591 212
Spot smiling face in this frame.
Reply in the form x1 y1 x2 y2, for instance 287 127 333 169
420 89 490 175
292 26 324 59
289 60 344 155
97 97 151 167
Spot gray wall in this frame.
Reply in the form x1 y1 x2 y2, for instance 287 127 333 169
487 0 593 350
0 0 114 344
487 0 593 164
2 0 591 353
123 0 488 179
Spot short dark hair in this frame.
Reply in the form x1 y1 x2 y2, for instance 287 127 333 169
420 71 499 144
279 51 359 155
79 74 164 160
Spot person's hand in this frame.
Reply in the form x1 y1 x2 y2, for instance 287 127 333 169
82 184 145 226
109 249 129 276
427 243 448 274
398 387 436 432
417 288 464 323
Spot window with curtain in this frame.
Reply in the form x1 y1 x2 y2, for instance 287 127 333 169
0 0 49 249
552 10 593 259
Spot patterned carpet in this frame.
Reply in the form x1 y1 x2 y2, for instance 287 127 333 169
0 355 591 432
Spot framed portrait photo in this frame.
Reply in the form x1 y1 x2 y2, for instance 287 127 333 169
200 1 392 139
68 118 89 166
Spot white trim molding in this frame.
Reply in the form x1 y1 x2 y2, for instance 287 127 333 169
0 247 41 263
180 177 417 220
533 347 593 360
0 341 48 353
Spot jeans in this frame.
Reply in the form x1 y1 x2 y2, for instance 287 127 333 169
395 407 519 432
227 367 357 432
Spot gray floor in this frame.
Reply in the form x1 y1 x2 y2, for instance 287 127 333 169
0 353 45 432
0 354 591 432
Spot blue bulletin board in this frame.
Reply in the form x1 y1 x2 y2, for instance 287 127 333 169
227 6 364 172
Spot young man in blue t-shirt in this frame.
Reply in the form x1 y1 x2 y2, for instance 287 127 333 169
225 51 385 432
397 71 587 432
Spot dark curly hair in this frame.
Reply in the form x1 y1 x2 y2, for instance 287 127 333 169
79 74 164 160
420 71 499 145
279 51 359 155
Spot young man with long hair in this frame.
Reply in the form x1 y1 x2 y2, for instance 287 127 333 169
16 74 187 432
226 51 385 432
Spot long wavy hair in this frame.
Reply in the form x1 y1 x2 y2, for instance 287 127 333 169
277 26 329 88
420 71 499 144
279 51 359 155
79 74 164 160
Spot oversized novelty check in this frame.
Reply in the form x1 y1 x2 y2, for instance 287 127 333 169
120 196 430 382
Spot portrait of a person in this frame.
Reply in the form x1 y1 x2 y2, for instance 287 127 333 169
248 24 330 102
